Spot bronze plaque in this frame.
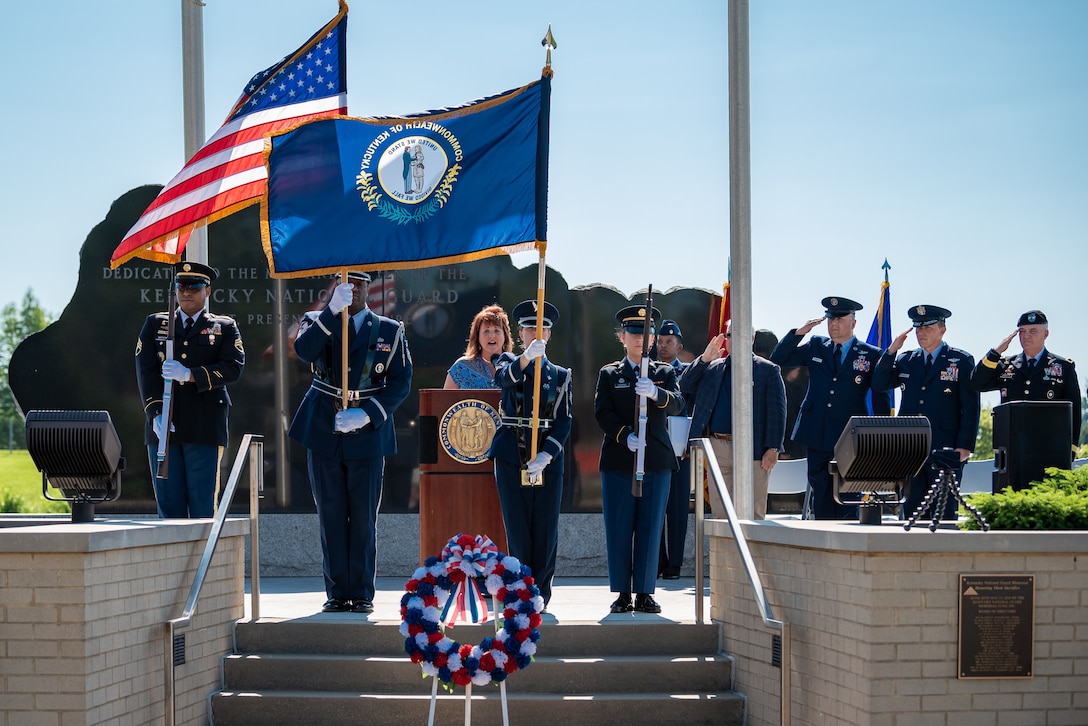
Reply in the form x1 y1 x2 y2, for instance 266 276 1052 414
958 574 1034 679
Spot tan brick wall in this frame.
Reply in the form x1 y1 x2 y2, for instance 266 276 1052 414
708 521 1088 726
0 520 246 726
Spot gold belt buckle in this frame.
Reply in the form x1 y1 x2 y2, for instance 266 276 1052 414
520 469 543 487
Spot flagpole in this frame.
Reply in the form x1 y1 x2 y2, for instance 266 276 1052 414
527 241 546 484
181 0 208 269
340 269 350 411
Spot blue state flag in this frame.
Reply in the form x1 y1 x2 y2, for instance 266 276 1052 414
261 74 551 277
866 260 894 413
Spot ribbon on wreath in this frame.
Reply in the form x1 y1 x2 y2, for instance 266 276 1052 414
439 533 498 627
440 576 491 627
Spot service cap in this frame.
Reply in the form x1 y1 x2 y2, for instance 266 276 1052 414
174 261 218 284
616 304 662 334
821 296 863 319
512 299 559 329
658 319 683 339
908 304 951 327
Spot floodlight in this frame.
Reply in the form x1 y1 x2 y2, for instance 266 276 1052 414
25 410 125 523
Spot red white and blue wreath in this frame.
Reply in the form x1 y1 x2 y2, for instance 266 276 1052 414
400 533 544 688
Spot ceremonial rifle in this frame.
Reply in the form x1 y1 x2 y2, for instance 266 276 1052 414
156 282 178 479
632 285 653 497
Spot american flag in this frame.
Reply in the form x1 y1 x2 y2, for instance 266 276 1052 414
110 1 348 268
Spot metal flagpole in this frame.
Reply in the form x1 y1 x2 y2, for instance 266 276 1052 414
728 0 754 520
181 0 208 268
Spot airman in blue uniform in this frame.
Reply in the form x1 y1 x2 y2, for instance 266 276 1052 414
972 309 1081 451
135 261 245 518
289 271 413 613
770 296 892 519
654 319 690 579
873 305 979 519
488 300 572 608
594 304 683 614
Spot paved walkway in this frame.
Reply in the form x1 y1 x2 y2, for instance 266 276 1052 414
245 576 711 625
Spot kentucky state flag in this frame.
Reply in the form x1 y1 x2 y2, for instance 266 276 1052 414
261 74 550 277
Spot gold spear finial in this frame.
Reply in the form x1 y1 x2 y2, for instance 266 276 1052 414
541 25 557 71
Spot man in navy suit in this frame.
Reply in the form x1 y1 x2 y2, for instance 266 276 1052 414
972 309 1081 452
289 271 413 614
873 305 979 520
770 297 893 519
680 321 786 519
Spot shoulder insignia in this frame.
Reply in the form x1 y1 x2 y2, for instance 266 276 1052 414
135 339 142 356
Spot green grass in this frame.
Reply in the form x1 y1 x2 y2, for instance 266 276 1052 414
0 449 70 514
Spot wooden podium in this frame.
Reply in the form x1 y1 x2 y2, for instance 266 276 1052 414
418 389 508 561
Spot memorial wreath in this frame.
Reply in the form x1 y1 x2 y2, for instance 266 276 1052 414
400 533 543 688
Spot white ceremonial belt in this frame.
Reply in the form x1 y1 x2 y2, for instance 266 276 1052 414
501 416 554 428
311 379 382 401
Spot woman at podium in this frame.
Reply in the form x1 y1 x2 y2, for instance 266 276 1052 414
443 304 513 389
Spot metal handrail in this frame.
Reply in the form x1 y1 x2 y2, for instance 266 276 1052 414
691 437 791 725
163 434 263 726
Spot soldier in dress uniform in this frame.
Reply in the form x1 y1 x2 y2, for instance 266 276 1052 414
972 310 1081 451
289 271 413 613
487 300 572 608
655 319 690 580
135 262 244 519
594 305 684 614
770 296 893 519
873 305 979 519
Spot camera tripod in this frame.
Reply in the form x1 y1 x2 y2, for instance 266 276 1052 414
904 467 989 532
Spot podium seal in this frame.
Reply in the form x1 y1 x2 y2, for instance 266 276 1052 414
439 399 501 464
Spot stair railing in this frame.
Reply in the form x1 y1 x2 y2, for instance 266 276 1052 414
691 437 791 726
163 434 264 726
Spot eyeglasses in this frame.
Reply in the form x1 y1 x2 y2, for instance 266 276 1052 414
176 281 208 290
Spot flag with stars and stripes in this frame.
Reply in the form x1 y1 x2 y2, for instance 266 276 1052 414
110 1 348 269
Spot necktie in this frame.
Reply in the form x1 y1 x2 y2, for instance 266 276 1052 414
924 354 932 376
1028 358 1036 371
833 343 842 371
184 317 193 334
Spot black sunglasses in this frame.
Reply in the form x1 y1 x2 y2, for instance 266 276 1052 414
176 281 208 290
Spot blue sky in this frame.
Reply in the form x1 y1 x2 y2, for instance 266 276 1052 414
2 1 1086 407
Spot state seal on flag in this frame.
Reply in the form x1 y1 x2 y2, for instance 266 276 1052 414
356 123 463 226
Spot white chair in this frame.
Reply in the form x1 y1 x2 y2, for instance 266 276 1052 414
767 458 812 519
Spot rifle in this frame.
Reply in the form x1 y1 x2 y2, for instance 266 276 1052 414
156 282 178 479
632 284 653 497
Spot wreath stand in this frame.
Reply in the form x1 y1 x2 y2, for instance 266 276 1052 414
425 593 510 726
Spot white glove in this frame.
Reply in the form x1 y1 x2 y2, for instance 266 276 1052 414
334 409 371 433
635 376 659 401
328 282 354 315
525 451 553 477
152 414 174 439
522 338 547 361
626 433 640 452
162 360 191 383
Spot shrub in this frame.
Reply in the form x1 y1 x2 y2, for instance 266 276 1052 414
959 466 1088 530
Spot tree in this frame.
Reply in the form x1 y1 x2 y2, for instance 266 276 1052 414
0 289 54 449
972 406 993 460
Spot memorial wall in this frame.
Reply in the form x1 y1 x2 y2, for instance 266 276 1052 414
9 186 784 514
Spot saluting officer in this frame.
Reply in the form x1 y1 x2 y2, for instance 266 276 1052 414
873 305 979 519
488 300 572 608
972 310 1081 451
594 305 683 615
289 271 413 614
770 296 893 519
135 261 245 519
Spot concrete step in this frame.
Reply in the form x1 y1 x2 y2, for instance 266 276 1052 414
210 690 745 726
222 652 734 694
234 620 723 657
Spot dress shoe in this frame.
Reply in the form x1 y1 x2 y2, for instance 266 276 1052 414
322 597 349 613
662 567 681 580
350 599 374 614
609 593 633 613
634 594 662 613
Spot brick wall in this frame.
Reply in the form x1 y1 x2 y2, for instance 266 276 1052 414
0 520 246 726
708 521 1088 726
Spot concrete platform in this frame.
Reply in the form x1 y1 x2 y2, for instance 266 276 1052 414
245 575 711 625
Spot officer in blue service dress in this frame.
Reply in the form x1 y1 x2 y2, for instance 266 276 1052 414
680 321 787 520
655 319 690 579
136 261 245 519
770 297 893 520
594 305 684 614
873 305 980 520
971 309 1081 451
289 271 413 614
487 300 572 608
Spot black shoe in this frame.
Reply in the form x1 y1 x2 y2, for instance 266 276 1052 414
634 594 661 613
663 567 681 580
322 597 349 613
609 593 633 613
350 599 374 614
